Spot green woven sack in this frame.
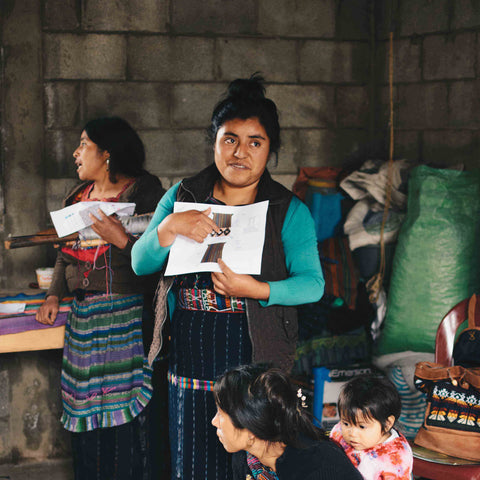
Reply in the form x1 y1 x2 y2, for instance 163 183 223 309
376 166 480 355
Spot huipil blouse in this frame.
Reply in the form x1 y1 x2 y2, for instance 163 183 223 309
47 172 165 301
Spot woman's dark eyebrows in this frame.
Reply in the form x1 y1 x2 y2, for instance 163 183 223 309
223 131 266 140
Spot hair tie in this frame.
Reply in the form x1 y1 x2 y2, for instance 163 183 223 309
297 388 307 409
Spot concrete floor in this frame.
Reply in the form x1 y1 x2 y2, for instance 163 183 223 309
0 459 73 480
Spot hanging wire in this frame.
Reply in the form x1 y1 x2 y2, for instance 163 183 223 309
366 31 395 303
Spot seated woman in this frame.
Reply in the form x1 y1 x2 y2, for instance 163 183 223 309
212 364 364 480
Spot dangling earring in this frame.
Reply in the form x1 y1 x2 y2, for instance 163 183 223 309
106 158 110 171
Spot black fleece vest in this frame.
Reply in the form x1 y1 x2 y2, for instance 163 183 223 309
177 164 298 372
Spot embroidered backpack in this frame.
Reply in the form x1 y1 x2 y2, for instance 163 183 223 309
413 294 480 461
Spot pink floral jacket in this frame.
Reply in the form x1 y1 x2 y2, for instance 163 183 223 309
330 423 413 480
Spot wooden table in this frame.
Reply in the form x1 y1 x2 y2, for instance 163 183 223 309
0 290 69 353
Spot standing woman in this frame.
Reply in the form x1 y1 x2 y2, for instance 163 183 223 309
36 117 166 479
131 75 325 479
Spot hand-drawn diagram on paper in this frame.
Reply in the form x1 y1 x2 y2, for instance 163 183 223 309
165 201 269 276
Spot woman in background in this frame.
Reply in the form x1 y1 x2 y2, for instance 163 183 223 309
131 75 324 479
212 364 364 479
36 116 167 479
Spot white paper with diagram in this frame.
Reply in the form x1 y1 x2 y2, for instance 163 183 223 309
165 200 269 276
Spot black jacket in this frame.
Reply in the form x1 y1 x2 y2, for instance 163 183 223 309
232 436 364 480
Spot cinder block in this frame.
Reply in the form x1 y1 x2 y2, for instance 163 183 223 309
46 178 79 213
283 128 337 168
337 0 371 40
128 36 214 81
472 133 480 170
375 0 400 40
376 38 421 84
270 129 298 173
336 86 370 128
43 0 79 30
0 371 8 419
448 81 480 128
271 174 298 191
378 85 399 129
390 129 420 163
167 176 186 187
217 38 296 83
332 129 369 166
84 0 168 32
299 41 369 83
44 34 126 80
172 83 228 128
397 83 448 129
172 0 256 34
453 0 480 29
267 85 335 128
423 130 474 168
156 176 175 190
44 82 81 128
424 33 475 80
400 0 449 36
258 0 335 38
44 130 80 178
141 130 212 176
85 83 170 128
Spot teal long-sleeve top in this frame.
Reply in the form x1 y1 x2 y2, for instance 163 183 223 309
131 182 324 307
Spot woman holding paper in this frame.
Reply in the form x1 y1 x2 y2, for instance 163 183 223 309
36 116 167 479
131 74 324 480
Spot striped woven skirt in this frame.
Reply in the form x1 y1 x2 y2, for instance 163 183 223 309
169 306 252 480
61 293 153 432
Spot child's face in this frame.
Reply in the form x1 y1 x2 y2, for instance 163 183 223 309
340 412 394 451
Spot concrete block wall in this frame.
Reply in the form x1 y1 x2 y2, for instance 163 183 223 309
375 0 480 169
0 0 372 464
42 0 372 203
2 0 480 467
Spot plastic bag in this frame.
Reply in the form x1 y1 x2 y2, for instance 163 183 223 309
376 166 480 354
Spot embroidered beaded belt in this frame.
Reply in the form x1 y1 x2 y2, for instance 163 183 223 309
168 371 216 391
176 287 245 313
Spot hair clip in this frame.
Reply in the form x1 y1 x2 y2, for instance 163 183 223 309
297 388 307 408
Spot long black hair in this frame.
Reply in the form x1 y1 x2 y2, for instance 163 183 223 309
337 375 401 434
83 116 145 182
207 73 281 157
214 364 326 448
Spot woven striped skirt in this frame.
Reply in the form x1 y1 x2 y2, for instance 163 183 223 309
61 293 153 432
169 307 252 480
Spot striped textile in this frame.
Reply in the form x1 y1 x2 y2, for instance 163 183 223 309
168 371 215 391
246 452 279 480
0 292 72 335
388 366 427 440
61 293 153 432
177 286 245 312
169 295 252 480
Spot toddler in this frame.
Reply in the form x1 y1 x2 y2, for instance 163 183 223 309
329 374 412 480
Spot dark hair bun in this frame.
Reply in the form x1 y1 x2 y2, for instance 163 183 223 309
227 73 266 102
208 73 281 155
